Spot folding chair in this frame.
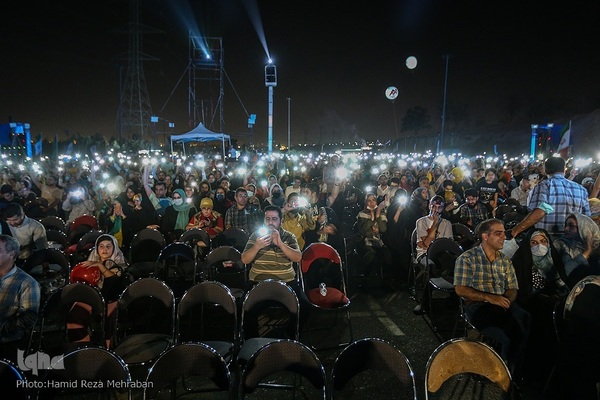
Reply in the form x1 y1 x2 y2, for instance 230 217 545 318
144 342 231 400
33 282 106 356
40 215 67 233
424 338 512 399
299 242 353 350
45 229 68 251
240 339 327 399
213 227 249 253
111 277 175 379
423 238 463 334
452 222 476 250
237 280 300 370
407 228 422 299
331 337 417 400
204 245 247 302
127 228 166 280
0 358 29 400
66 214 99 245
157 241 198 299
67 229 104 265
179 227 211 262
22 248 71 305
176 281 239 363
36 346 132 400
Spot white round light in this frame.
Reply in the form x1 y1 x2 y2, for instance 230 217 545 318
406 56 418 70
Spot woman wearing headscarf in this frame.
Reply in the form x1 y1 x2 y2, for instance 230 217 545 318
264 183 285 207
355 192 392 278
160 188 196 243
313 206 345 257
553 213 600 289
511 229 568 383
212 186 233 216
186 197 224 239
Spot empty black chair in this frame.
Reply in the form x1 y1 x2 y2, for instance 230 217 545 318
127 229 166 280
23 248 70 304
157 241 199 299
331 338 417 400
213 227 249 253
179 227 211 262
144 342 231 399
204 246 247 301
40 215 67 233
452 222 476 250
46 229 69 251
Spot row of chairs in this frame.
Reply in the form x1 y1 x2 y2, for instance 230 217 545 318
4 336 514 399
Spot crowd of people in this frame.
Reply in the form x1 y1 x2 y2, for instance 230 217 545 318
1 148 600 397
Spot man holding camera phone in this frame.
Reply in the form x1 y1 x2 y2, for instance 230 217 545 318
242 205 302 283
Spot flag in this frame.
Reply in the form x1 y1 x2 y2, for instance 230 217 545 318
34 135 43 155
557 121 571 159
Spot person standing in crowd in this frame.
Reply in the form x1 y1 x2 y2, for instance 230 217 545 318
4 203 47 265
454 218 531 376
0 235 40 363
510 157 591 238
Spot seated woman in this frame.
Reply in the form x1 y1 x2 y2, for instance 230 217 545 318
160 188 197 243
553 213 600 289
511 229 568 382
355 193 392 278
186 197 224 239
69 234 129 344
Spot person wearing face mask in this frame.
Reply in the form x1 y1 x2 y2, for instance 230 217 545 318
553 213 600 289
264 183 285 207
510 229 567 384
212 187 233 216
160 188 197 243
244 183 262 214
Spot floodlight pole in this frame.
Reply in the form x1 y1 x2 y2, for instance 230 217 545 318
265 62 277 154
287 97 291 149
439 54 450 154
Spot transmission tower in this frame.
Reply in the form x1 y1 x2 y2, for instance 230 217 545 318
117 0 160 140
188 35 224 131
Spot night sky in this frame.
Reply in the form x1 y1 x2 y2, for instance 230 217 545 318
3 0 600 148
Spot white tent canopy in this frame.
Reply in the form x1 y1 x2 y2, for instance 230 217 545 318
170 123 231 157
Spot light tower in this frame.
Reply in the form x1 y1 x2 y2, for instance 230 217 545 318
265 60 277 154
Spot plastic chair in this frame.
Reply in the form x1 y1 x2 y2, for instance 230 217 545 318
176 281 239 363
111 277 175 379
157 241 198 298
0 358 29 400
213 227 249 253
240 339 327 399
299 242 353 350
237 280 300 369
204 245 247 301
331 337 417 400
35 346 132 400
144 342 231 400
32 282 106 356
424 338 512 399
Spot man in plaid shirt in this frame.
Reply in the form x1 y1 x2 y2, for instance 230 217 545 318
0 234 40 363
454 219 530 376
510 157 590 238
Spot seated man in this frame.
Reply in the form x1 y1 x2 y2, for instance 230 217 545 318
5 203 48 265
458 188 491 231
0 235 41 363
454 218 531 376
413 195 454 315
